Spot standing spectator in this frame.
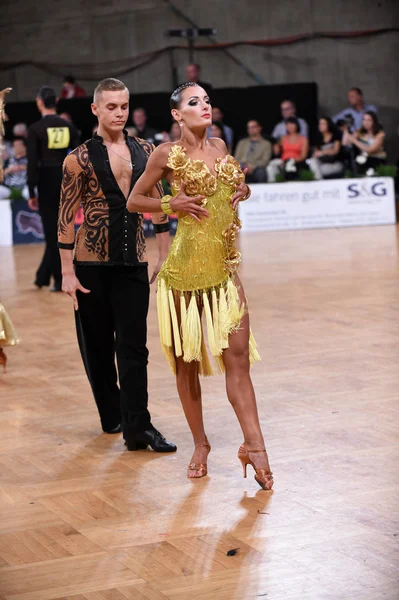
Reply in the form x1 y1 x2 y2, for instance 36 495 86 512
333 87 377 132
308 117 343 179
234 120 272 183
267 117 309 182
185 64 212 94
0 137 29 199
207 107 233 152
272 100 308 140
132 108 158 144
343 111 386 175
27 86 80 291
60 76 87 99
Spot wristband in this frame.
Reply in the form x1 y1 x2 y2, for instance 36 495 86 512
153 222 171 234
161 195 173 216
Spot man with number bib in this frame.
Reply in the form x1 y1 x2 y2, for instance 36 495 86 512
27 86 80 291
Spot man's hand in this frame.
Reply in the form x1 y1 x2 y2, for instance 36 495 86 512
170 181 209 223
62 272 90 310
150 256 166 284
28 197 39 211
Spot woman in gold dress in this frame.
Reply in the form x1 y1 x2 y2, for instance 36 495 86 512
128 83 273 490
0 303 19 372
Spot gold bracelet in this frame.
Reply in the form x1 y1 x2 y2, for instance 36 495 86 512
161 195 173 215
241 184 251 201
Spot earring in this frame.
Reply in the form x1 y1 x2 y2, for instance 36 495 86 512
179 121 183 127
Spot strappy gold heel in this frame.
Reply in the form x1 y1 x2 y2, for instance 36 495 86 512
187 441 211 479
238 444 274 490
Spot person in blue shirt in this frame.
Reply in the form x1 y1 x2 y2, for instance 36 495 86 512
333 87 377 132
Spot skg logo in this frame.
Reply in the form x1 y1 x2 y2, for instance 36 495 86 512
347 181 387 198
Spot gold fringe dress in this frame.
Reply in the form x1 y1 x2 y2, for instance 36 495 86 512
0 303 19 347
157 145 260 376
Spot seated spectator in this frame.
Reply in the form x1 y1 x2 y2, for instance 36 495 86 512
308 117 343 179
169 121 181 142
267 117 309 182
333 87 377 132
343 111 386 175
207 107 233 152
272 100 308 140
12 123 28 139
210 121 227 143
125 126 138 138
185 64 212 94
60 76 87 99
234 120 271 183
0 137 29 200
132 108 158 143
59 112 73 123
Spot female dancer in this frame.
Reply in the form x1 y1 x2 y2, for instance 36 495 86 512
0 303 19 372
127 83 273 490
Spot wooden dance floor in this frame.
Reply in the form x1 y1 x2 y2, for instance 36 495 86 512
0 225 398 600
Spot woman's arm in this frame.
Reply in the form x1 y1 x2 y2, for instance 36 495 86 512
127 144 209 222
352 131 385 155
320 140 341 157
298 137 309 162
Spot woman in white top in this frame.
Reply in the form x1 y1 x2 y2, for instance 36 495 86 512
344 111 386 174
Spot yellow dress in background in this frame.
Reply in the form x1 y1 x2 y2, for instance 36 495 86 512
0 303 19 347
157 145 260 376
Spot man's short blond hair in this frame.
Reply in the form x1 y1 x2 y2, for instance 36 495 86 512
93 78 129 104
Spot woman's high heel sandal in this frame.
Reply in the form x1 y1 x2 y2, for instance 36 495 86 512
0 348 7 374
187 442 211 479
238 444 274 490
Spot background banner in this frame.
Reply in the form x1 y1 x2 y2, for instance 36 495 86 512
239 178 396 232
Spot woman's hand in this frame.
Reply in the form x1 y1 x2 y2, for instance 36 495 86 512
231 168 250 211
170 181 209 222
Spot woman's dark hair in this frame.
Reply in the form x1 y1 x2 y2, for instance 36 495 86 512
210 121 226 143
170 82 201 109
64 75 76 84
318 116 335 134
285 116 300 133
360 110 383 136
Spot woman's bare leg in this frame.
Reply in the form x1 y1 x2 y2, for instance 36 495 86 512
222 276 271 473
174 293 210 477
175 357 210 477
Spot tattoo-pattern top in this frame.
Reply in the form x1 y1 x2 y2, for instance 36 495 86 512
58 131 164 266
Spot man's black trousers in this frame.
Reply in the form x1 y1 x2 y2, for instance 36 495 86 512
74 264 151 438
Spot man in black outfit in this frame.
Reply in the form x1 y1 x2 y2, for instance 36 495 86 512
27 86 80 291
58 78 175 453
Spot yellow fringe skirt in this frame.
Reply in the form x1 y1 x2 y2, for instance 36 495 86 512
0 303 20 347
157 277 260 376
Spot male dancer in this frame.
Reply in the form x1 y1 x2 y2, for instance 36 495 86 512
28 86 80 290
58 78 175 452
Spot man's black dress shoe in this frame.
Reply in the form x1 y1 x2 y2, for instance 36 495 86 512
125 427 177 452
104 424 122 434
34 280 50 289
